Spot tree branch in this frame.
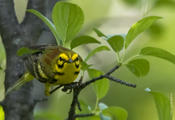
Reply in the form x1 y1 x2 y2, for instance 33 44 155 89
68 89 81 120
0 1 60 120
74 113 95 119
81 64 136 89
0 0 20 38
20 0 47 43
65 64 136 120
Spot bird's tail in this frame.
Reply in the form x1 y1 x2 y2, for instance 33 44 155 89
6 72 34 96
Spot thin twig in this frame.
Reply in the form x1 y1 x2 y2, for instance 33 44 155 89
81 64 136 89
74 113 95 118
66 64 136 120
50 85 63 94
105 63 121 75
104 75 136 88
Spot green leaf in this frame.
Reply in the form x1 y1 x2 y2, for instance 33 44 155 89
84 116 101 120
146 89 172 120
27 9 61 45
107 35 124 53
93 28 107 38
17 47 38 56
88 69 109 100
52 2 84 44
0 105 5 120
126 58 150 77
102 106 128 120
76 100 91 114
140 47 175 64
125 16 161 48
76 100 97 120
85 46 110 62
100 113 111 120
71 35 100 49
81 61 92 71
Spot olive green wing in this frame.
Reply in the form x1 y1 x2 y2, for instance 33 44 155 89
6 72 34 96
22 45 58 75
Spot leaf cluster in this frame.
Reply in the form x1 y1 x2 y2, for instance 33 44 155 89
17 1 175 120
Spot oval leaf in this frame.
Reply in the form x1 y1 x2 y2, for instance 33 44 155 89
140 47 175 64
52 2 84 44
27 9 61 45
126 59 150 77
125 16 161 48
0 105 5 120
88 69 109 100
100 114 111 120
102 106 128 120
17 47 39 56
71 35 100 49
93 28 107 38
146 90 172 120
85 46 110 62
107 35 124 53
81 61 92 71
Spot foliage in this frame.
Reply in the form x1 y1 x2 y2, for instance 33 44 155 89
52 2 84 46
28 2 84 46
15 1 175 120
71 35 100 49
140 47 175 64
145 88 172 120
88 69 109 100
17 47 39 56
126 58 150 77
0 105 5 120
125 16 162 48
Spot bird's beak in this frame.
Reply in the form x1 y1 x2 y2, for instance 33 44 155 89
68 59 73 63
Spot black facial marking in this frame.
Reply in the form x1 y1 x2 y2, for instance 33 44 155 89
75 64 79 68
74 71 80 75
58 64 64 68
49 79 57 84
55 72 64 75
74 57 79 62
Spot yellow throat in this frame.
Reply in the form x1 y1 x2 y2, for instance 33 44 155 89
53 53 81 84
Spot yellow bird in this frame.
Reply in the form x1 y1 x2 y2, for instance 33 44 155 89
6 45 82 96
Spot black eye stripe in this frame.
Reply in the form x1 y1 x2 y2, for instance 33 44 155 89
74 71 80 75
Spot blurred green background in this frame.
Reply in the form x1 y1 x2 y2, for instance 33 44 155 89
1 0 175 120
